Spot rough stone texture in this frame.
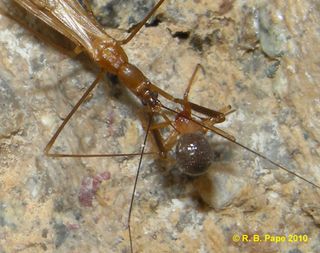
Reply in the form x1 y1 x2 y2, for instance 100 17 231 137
0 0 320 252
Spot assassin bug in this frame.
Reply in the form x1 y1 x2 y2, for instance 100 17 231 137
0 0 320 253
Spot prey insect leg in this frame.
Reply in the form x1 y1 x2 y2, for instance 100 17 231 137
152 63 236 154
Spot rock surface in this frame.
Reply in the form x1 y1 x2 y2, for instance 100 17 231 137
0 0 320 252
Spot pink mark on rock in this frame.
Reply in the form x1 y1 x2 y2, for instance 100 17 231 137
78 171 111 207
66 222 80 230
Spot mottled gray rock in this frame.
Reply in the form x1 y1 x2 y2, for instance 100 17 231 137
0 0 320 252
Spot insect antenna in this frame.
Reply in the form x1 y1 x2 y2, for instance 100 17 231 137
160 104 320 190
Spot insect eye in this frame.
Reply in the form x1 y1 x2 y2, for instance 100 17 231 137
175 132 212 176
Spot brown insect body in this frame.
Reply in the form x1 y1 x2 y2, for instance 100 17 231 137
16 0 160 109
2 0 320 252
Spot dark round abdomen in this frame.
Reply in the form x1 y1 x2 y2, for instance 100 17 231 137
175 132 212 176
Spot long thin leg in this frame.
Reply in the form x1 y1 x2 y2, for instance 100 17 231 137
148 62 231 120
82 0 95 17
119 0 166 45
160 104 236 142
127 113 153 253
150 83 227 120
182 64 204 115
80 0 115 38
44 71 156 157
219 105 235 115
136 106 178 157
44 71 104 156
151 122 179 156
183 64 204 101
155 67 320 191
195 109 320 189
202 119 235 141
160 129 179 152
150 121 171 130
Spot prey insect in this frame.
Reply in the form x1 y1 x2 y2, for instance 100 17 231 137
1 0 320 252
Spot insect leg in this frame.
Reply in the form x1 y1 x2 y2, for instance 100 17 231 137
181 64 204 114
151 120 179 157
44 70 155 158
119 0 166 45
127 114 153 253
44 71 104 157
139 108 178 156
150 82 228 120
81 0 95 17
